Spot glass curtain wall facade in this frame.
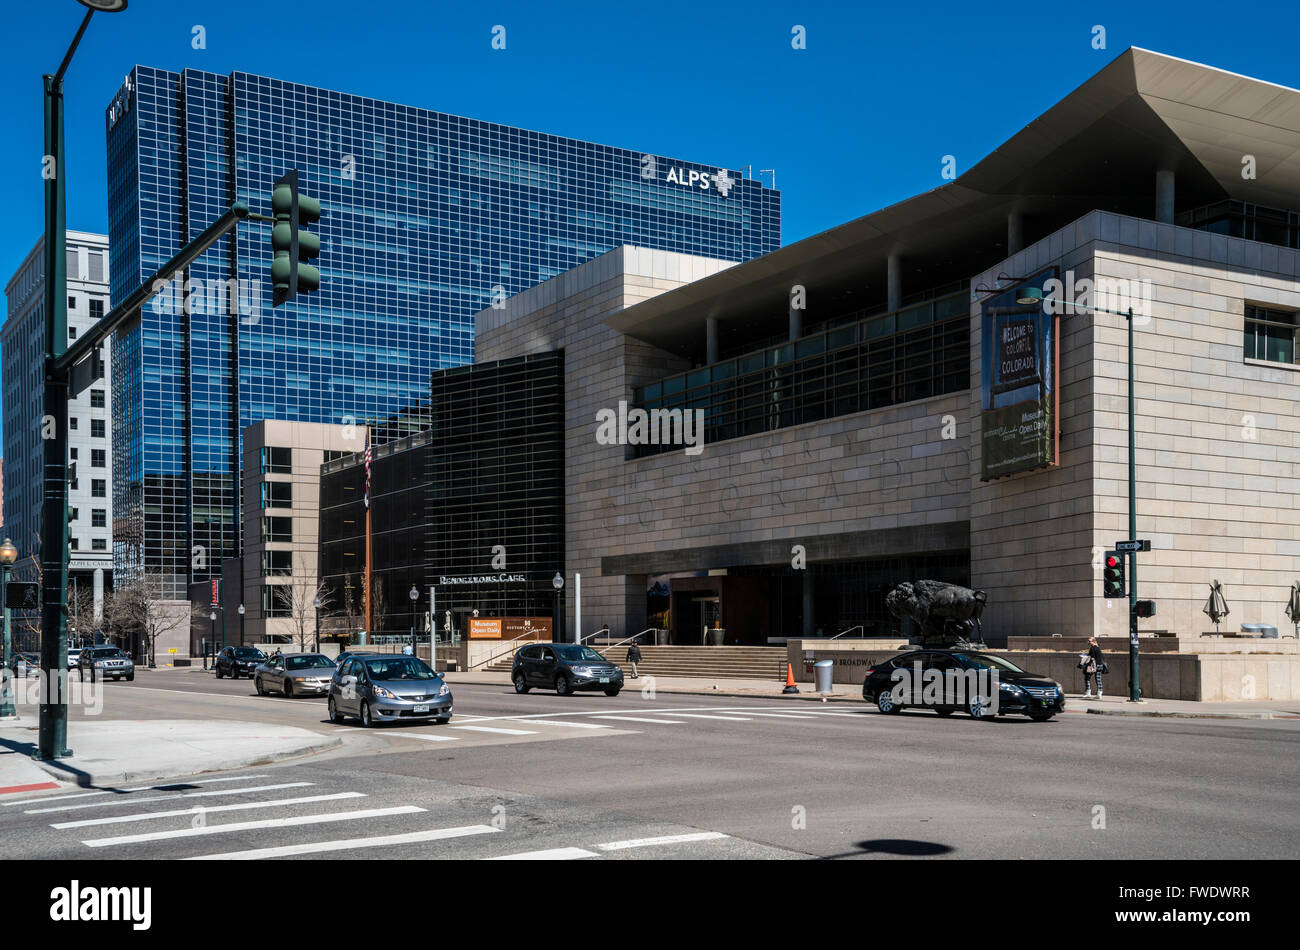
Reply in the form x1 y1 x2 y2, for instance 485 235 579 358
106 67 780 598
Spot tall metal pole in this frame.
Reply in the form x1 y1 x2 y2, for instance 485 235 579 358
1 559 15 719
429 585 436 672
1127 307 1141 702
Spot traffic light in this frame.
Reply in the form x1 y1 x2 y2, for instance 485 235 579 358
270 169 322 307
1102 551 1126 599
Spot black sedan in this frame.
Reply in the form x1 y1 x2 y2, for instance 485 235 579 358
214 646 266 679
862 649 1064 721
511 643 624 696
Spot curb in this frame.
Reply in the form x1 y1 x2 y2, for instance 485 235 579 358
1084 708 1275 720
28 734 343 788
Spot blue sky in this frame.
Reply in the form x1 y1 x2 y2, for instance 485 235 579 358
2 0 1299 438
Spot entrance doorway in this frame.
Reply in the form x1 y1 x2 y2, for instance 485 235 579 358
694 596 720 642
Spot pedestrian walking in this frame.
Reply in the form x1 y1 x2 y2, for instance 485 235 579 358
1080 636 1106 698
626 639 642 679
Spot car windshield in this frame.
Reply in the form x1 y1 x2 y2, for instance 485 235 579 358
97 649 127 658
364 657 437 681
553 645 605 662
234 648 263 659
954 652 1025 673
286 655 334 670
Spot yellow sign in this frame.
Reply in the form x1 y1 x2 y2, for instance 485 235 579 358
168 648 177 654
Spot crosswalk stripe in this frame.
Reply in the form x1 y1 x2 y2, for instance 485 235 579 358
385 733 459 742
523 720 610 729
450 725 537 736
2 773 272 807
795 711 866 717
594 716 685 725
52 792 366 829
82 805 425 848
27 783 315 815
740 712 818 719
487 847 598 860
598 831 729 851
188 824 500 860
674 713 753 721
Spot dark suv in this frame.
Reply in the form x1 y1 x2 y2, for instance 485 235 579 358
76 645 135 682
861 649 1065 721
215 646 266 679
512 643 624 696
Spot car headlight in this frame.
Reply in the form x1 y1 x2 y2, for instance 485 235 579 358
437 684 449 696
372 685 397 700
999 682 1023 693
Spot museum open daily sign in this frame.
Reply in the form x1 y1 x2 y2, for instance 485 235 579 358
980 269 1060 480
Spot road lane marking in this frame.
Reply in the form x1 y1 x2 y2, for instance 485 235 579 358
740 712 818 719
450 725 537 736
51 792 366 829
383 733 459 743
674 714 753 721
27 783 315 814
594 716 685 725
82 805 426 848
487 847 598 860
598 832 729 851
2 773 273 807
189 824 501 860
0 782 61 796
523 720 611 729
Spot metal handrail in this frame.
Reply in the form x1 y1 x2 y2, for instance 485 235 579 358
578 627 611 645
831 625 864 640
467 628 548 670
593 629 658 652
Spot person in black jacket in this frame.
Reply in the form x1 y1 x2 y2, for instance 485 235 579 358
1083 637 1104 698
626 639 643 679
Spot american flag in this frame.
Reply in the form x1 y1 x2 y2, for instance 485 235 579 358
363 431 371 510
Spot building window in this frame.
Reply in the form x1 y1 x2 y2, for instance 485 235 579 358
259 446 292 474
89 299 105 321
260 480 293 508
91 419 105 438
69 326 78 339
261 550 293 576
68 295 77 310
92 509 106 527
91 449 106 468
70 417 78 430
92 538 107 551
261 517 293 543
90 389 105 408
70 447 78 460
1244 305 1298 364
262 585 293 617
70 508 78 521
69 538 78 551
92 479 106 498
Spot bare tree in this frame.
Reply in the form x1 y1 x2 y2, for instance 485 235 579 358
334 574 363 641
103 570 206 668
273 577 335 652
371 576 389 638
67 582 97 647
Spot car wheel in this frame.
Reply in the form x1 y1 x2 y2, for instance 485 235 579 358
1030 711 1055 722
876 689 901 714
126 673 134 682
434 715 451 725
935 708 955 717
513 672 530 694
215 665 224 679
360 702 374 728
604 687 621 697
283 680 294 698
968 697 996 720
255 676 266 696
555 674 573 696
328 696 344 724
231 669 240 680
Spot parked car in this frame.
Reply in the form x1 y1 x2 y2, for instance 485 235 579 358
334 650 381 668
76 645 136 682
214 646 266 679
862 649 1064 721
254 653 335 697
511 643 624 696
328 654 452 727
66 648 82 668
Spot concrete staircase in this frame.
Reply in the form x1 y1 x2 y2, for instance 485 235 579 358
481 644 788 680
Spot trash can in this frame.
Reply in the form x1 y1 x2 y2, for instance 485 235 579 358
655 629 669 645
813 659 834 693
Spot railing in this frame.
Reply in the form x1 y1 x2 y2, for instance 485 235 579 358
595 629 658 652
468 629 548 670
831 626 864 640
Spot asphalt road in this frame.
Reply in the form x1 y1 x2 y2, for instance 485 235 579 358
3 671 1297 860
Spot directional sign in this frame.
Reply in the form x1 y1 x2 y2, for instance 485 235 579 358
1115 539 1151 553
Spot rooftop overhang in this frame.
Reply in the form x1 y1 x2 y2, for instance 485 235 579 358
607 47 1300 359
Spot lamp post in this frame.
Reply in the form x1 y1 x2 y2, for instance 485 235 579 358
313 596 322 654
1 538 19 719
1016 285 1142 703
408 586 419 653
552 572 564 643
238 602 245 647
37 0 129 762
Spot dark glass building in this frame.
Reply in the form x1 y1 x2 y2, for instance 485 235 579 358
319 352 565 635
105 67 781 597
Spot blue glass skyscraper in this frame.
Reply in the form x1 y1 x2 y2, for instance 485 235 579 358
105 67 781 597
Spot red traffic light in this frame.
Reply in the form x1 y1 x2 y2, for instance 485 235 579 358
1105 555 1120 568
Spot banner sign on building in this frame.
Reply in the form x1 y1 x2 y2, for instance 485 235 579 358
467 617 552 640
980 269 1060 480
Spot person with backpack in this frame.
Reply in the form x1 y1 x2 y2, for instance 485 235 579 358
1081 636 1106 698
626 639 643 679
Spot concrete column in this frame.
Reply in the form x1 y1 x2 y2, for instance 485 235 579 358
788 306 801 342
887 253 902 312
802 566 814 636
93 568 104 624
1007 211 1024 254
706 317 719 364
1155 169 1175 224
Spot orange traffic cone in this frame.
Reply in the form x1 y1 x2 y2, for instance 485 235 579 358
782 662 800 694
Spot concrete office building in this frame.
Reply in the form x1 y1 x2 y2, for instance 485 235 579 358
3 231 114 634
471 48 1300 676
105 64 781 620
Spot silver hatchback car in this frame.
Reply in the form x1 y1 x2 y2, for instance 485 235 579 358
328 654 452 728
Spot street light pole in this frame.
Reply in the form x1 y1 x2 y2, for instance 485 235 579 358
313 596 322 654
1127 307 1141 702
1 539 19 719
429 585 436 672
238 602 245 647
408 586 418 654
37 0 129 761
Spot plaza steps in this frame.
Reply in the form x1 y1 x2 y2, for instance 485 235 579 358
480 644 788 681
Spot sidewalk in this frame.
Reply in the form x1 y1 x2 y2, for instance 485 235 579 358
439 670 1300 719
0 718 340 789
